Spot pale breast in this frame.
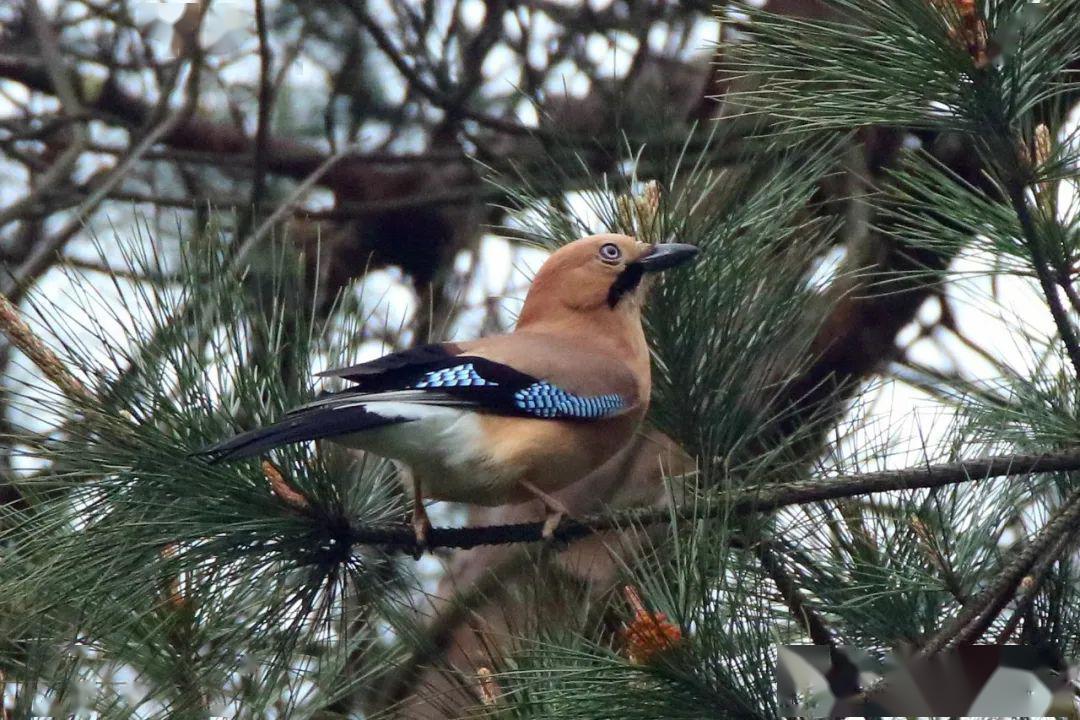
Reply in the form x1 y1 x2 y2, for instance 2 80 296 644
332 401 643 507
332 403 516 504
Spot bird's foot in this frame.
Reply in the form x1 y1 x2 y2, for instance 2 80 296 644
541 510 565 543
411 503 432 560
519 480 572 546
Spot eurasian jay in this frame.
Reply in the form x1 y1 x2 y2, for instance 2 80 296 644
200 234 698 548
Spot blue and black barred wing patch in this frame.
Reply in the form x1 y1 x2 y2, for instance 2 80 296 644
317 350 535 395
412 362 497 388
510 381 625 419
305 354 629 420
392 358 628 419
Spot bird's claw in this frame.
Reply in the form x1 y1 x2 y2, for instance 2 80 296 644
411 505 432 560
517 479 572 549
541 510 568 549
541 510 563 540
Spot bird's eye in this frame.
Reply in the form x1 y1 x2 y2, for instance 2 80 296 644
598 243 622 263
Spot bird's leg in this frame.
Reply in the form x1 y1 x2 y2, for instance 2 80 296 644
518 479 572 541
410 478 431 559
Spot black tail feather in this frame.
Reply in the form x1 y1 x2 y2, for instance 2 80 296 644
194 406 410 463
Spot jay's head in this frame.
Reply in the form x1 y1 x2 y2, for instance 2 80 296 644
517 233 699 328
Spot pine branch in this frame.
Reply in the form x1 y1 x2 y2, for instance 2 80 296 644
0 290 88 402
994 524 1080 644
918 483 1080 655
332 449 1080 554
1007 169 1080 379
755 541 836 646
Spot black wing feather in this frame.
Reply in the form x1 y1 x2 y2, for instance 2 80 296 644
316 343 460 385
195 406 410 462
318 348 539 395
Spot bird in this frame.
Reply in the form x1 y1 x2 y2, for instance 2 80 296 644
199 234 698 550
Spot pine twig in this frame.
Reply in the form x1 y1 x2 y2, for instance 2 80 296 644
755 541 835 646
0 290 88 402
331 449 1080 554
1006 139 1080 379
1013 191 1080 379
262 460 311 511
918 484 1080 656
994 524 1080 644
910 515 969 604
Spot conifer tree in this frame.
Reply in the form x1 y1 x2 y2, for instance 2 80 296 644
2 0 1080 717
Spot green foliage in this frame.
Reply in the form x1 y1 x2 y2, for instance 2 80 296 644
471 517 778 720
477 0 1080 714
4 0 1080 716
643 138 842 479
1 233 407 716
725 0 1079 136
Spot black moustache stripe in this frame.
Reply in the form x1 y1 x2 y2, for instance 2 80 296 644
606 264 644 308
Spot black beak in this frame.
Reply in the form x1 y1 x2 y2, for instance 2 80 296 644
632 243 700 273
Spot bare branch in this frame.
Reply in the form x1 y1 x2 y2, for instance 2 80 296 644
1 10 207 302
250 0 275 218
342 0 555 139
0 1 88 231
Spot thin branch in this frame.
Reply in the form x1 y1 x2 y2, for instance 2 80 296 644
0 289 88 402
343 1 554 139
1 21 206 303
232 143 360 267
83 142 473 166
0 1 88 231
755 540 836 645
994 523 1080 644
326 449 1080 554
54 185 486 219
58 256 181 284
1008 171 1080 379
0 52 739 212
918 483 1080 656
250 0 275 222
24 3 81 112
